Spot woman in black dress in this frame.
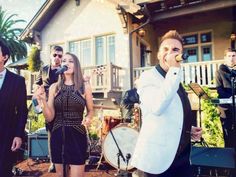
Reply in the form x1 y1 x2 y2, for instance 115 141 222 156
36 52 93 177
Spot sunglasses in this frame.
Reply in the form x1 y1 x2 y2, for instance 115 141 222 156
53 54 63 58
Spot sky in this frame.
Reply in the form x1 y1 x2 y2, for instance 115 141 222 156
0 0 46 28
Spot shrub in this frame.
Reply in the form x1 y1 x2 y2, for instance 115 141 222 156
28 46 41 72
201 87 224 147
183 84 224 147
26 101 45 132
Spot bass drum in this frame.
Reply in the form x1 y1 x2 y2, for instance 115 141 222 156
102 124 139 170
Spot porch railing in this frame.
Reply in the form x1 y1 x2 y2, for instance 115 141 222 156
133 60 224 88
83 63 124 94
24 63 124 97
25 60 224 96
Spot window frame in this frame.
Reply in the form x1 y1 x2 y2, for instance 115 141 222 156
95 34 116 65
182 30 213 62
69 38 92 67
68 34 116 67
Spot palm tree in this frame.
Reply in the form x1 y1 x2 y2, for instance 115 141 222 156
0 6 27 62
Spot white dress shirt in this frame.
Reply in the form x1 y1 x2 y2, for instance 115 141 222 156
0 68 6 90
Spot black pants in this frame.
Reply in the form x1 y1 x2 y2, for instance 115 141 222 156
220 110 234 148
0 151 15 177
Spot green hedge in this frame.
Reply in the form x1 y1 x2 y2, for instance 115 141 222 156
183 85 224 147
201 87 224 147
26 101 45 132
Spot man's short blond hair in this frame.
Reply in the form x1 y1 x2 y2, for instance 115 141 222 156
160 30 183 46
224 48 236 56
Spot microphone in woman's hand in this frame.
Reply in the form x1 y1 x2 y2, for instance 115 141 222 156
56 65 68 75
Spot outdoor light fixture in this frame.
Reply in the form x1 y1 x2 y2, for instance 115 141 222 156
145 49 152 54
230 32 236 50
231 32 236 41
138 28 146 38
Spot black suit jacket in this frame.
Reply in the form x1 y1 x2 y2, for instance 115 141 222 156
35 65 59 94
0 69 28 175
215 64 233 99
215 64 236 109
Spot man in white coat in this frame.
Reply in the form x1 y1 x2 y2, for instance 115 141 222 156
131 30 202 177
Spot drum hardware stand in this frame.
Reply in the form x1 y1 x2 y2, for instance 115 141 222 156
125 153 131 171
230 71 236 177
61 89 69 177
96 145 104 170
96 106 105 170
109 129 130 177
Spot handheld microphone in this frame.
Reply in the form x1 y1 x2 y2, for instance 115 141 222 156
175 53 189 62
55 65 68 75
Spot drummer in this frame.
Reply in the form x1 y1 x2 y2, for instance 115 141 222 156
121 82 140 123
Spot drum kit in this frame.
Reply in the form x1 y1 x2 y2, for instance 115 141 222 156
89 104 141 175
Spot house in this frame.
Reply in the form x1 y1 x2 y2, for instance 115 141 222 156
19 0 236 100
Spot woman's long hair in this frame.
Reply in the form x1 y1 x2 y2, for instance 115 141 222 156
55 52 84 94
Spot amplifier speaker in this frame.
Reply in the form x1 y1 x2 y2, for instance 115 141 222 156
28 134 49 160
191 146 235 169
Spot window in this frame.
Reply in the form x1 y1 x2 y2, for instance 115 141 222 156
183 34 198 45
69 39 92 66
69 42 78 54
69 34 116 67
108 35 115 64
95 37 104 65
81 40 92 66
95 34 116 65
202 46 212 61
201 32 211 43
182 31 212 62
184 48 198 63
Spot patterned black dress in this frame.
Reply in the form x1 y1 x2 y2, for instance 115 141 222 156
51 84 87 165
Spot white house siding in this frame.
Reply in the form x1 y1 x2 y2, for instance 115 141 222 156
40 0 130 90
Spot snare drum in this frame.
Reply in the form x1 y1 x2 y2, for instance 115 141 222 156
102 124 139 170
102 116 122 136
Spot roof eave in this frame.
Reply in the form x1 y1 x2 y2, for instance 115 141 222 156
19 0 66 42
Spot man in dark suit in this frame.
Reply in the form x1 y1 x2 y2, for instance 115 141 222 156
0 40 28 177
215 48 236 148
34 45 63 172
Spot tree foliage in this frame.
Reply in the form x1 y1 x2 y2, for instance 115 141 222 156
28 46 41 72
0 6 27 62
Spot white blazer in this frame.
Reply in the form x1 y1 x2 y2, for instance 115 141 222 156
131 67 184 174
